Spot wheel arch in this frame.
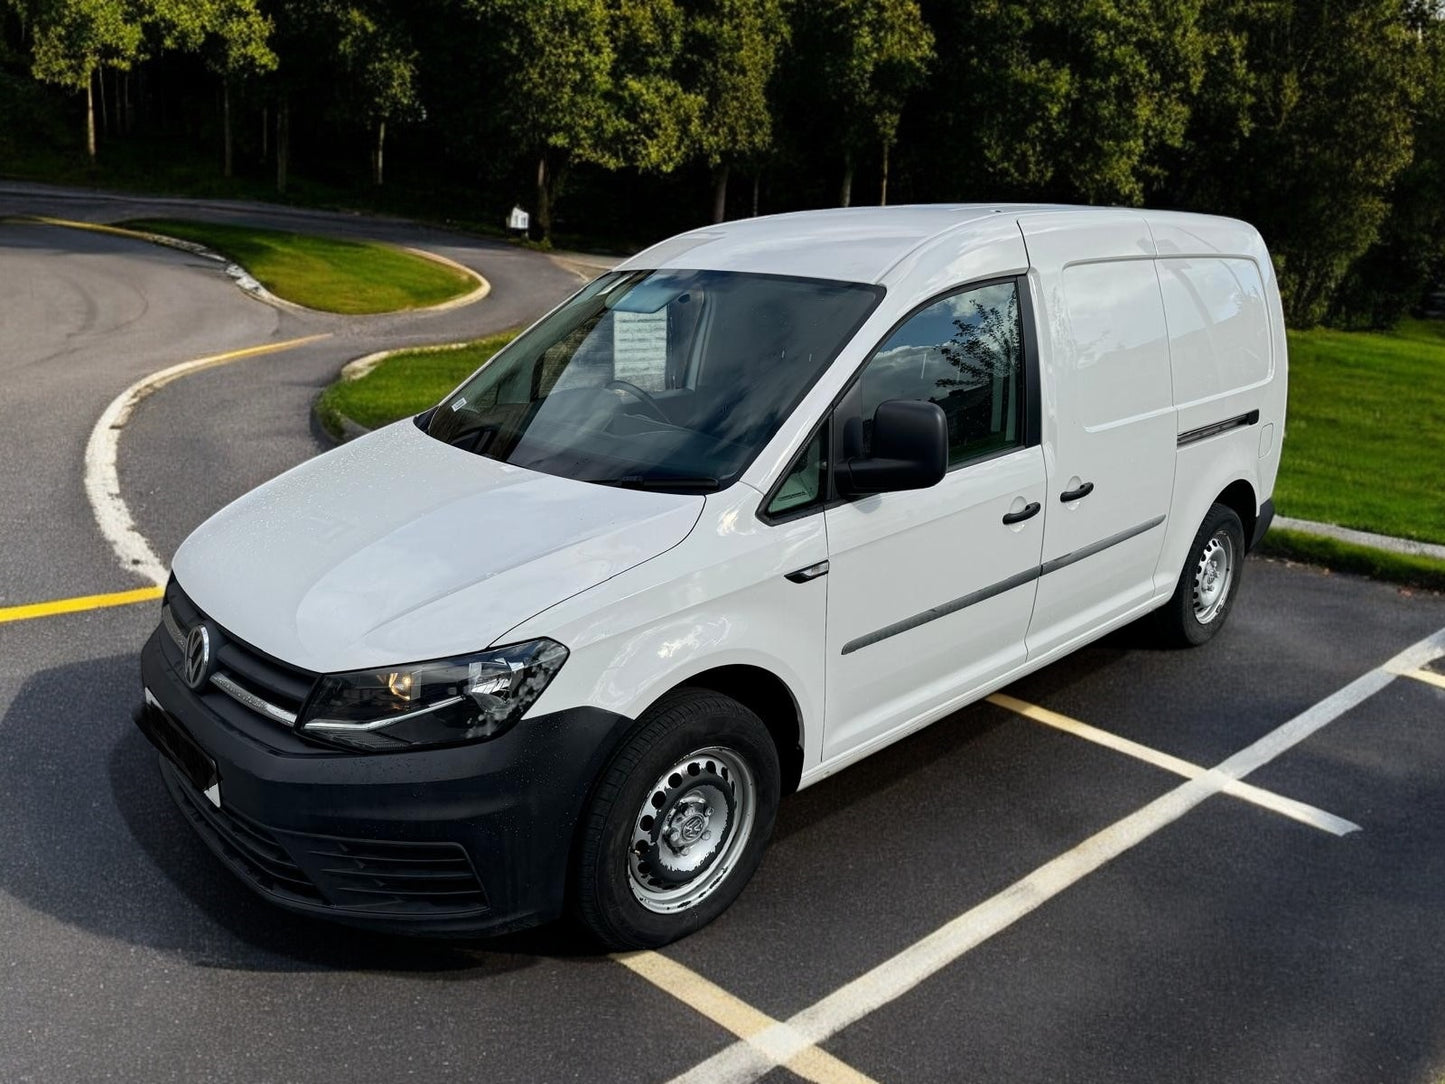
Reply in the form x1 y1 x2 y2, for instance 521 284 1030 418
667 665 805 795
1214 478 1258 550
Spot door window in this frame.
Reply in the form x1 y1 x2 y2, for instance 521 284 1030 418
857 280 1025 466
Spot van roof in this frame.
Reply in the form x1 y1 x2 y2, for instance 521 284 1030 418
616 204 1259 286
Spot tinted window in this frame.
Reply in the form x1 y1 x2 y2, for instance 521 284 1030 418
427 270 881 493
858 280 1025 466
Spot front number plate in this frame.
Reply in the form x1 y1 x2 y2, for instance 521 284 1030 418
141 688 222 807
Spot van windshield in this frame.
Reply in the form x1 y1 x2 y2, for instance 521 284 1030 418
425 269 882 492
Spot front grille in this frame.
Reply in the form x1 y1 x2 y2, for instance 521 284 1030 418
161 759 324 905
163 579 315 729
290 838 490 915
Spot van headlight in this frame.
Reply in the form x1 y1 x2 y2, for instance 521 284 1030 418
298 639 568 752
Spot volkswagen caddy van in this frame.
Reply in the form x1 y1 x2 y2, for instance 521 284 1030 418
137 205 1286 949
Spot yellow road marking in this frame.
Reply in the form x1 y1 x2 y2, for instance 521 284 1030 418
987 692 1360 836
612 951 878 1084
1403 667 1445 692
0 585 163 625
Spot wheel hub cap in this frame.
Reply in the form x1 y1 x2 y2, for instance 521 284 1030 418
1192 531 1235 624
627 746 757 914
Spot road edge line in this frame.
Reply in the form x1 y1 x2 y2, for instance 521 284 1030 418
83 334 330 587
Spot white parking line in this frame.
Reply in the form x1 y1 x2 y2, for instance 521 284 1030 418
83 335 329 586
987 693 1361 836
667 625 1445 1084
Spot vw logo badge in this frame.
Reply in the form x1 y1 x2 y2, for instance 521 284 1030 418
184 625 212 690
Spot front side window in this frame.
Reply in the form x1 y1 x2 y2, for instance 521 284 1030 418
426 269 882 493
856 279 1025 466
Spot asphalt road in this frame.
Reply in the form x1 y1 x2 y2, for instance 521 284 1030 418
1 182 1443 1084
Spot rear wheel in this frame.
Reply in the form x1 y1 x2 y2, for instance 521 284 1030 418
573 689 780 949
1155 503 1246 647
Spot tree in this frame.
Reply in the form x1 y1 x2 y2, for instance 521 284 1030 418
609 0 698 175
683 0 787 222
913 0 1205 205
471 0 616 243
148 0 275 177
801 0 934 206
335 4 420 186
1170 0 1425 325
23 0 144 161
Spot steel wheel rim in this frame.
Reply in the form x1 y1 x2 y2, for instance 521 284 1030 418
1192 530 1235 624
627 745 757 914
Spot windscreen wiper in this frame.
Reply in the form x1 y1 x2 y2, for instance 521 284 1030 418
588 475 720 492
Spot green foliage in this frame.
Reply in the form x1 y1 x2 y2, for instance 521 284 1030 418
917 0 1206 205
121 218 475 312
25 0 143 88
334 4 418 124
806 0 934 154
474 0 617 165
1172 0 1424 326
685 0 787 169
609 0 698 172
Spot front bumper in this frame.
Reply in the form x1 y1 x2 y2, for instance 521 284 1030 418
138 627 634 936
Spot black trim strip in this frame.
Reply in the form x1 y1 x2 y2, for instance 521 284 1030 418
1039 515 1166 577
841 566 1041 656
1178 410 1259 447
840 514 1167 655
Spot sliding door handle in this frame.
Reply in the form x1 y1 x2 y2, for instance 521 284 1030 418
1001 502 1041 525
1059 481 1095 502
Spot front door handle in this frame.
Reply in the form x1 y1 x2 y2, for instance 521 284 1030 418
1001 502 1041 525
1059 481 1095 502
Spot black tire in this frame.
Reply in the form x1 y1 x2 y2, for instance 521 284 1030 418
1154 502 1246 647
572 689 780 950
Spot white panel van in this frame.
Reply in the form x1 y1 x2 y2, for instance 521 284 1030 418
137 205 1287 948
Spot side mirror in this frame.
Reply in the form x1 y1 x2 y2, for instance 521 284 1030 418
836 399 948 497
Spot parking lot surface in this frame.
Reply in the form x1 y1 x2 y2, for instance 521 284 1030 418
2 185 1442 1083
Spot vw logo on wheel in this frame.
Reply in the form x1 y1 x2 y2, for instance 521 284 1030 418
183 625 213 690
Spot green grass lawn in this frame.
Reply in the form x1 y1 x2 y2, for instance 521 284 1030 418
120 218 475 314
316 330 518 434
1279 318 1445 546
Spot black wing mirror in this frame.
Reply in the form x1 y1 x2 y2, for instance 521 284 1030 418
836 399 948 497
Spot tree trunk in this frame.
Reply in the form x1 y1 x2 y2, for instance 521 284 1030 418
261 105 268 162
222 78 233 178
85 70 96 162
122 71 131 134
372 119 385 186
276 99 289 193
535 153 551 243
840 152 853 208
752 171 760 217
98 65 107 135
880 140 890 207
711 163 730 223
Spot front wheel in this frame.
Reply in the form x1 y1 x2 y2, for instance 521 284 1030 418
1154 503 1246 647
572 689 780 949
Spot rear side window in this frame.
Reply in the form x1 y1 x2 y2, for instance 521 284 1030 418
857 279 1025 467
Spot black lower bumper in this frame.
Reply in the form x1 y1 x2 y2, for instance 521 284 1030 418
138 628 634 936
